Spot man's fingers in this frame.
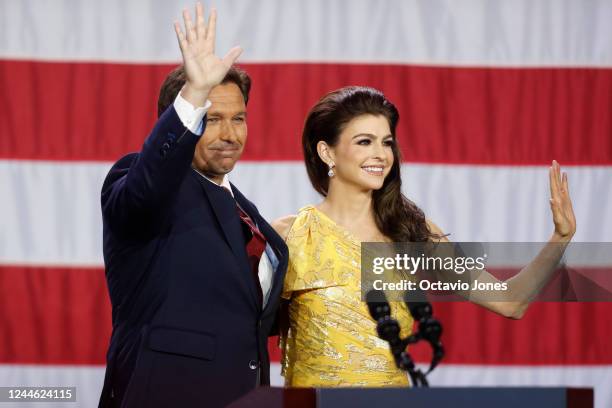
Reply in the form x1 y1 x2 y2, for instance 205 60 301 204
174 21 187 52
206 8 218 52
183 8 196 43
195 2 206 39
222 46 243 68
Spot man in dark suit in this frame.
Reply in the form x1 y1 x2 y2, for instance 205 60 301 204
98 4 288 407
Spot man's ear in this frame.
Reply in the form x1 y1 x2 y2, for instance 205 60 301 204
316 141 335 167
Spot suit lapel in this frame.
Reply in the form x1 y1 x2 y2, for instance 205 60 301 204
196 175 246 261
233 184 289 316
193 173 262 310
232 184 286 258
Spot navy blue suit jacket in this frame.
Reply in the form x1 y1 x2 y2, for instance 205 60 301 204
99 106 288 407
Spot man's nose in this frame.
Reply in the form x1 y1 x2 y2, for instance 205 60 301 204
219 120 238 142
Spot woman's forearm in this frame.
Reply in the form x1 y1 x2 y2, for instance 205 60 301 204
504 233 571 313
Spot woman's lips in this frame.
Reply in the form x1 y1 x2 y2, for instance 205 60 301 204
362 165 384 176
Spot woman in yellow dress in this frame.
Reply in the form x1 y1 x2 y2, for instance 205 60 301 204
272 86 576 387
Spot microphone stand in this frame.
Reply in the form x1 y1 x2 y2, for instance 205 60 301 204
367 292 445 387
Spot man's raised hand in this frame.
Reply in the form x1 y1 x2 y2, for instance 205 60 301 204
174 3 243 106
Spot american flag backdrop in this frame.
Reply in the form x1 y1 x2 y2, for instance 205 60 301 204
1 0 611 406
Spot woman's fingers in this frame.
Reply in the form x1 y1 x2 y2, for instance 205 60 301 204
562 172 569 196
562 172 576 216
549 161 577 238
554 160 562 192
549 165 558 202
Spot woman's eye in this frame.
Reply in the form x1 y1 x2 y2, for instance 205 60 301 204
383 139 394 147
357 139 371 145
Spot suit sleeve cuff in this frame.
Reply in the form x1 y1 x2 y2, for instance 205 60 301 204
173 91 212 135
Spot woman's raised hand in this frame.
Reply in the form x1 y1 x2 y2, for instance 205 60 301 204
549 160 576 241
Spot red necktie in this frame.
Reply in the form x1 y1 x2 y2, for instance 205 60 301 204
236 202 266 307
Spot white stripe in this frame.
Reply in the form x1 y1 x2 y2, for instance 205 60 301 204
0 365 104 408
0 161 109 267
1 160 610 266
1 0 612 67
0 364 610 407
273 363 612 406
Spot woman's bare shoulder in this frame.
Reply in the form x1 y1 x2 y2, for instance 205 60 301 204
271 215 298 241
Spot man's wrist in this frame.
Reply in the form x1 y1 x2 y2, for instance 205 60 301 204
174 92 211 135
181 82 213 108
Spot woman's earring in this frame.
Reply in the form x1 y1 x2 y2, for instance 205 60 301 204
327 164 335 177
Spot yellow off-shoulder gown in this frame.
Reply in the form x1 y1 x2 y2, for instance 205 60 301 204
280 205 412 387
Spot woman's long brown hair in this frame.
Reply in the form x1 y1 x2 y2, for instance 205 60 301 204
302 86 434 242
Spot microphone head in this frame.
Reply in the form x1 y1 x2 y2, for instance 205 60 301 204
366 290 391 320
402 287 431 320
377 319 401 343
407 302 433 321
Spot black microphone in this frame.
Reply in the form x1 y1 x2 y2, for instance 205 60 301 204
404 294 444 372
408 302 442 345
366 291 403 352
366 290 429 386
366 290 391 321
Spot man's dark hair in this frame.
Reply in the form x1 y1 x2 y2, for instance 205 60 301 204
157 65 251 117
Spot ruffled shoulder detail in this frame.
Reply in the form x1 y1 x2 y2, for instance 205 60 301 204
281 205 360 298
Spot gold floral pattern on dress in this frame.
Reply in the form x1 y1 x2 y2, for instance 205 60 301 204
280 206 413 387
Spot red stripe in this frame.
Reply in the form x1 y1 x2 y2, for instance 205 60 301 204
0 265 111 365
1 60 611 164
411 301 612 365
2 265 611 365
